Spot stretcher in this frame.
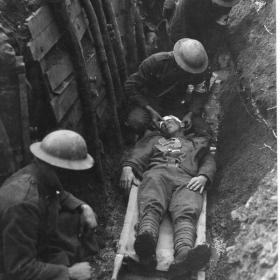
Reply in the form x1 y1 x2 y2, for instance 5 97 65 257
111 185 207 280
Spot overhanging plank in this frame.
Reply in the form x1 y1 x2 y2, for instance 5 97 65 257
59 99 83 129
46 54 74 92
27 20 62 61
50 78 79 122
26 6 54 39
73 10 89 42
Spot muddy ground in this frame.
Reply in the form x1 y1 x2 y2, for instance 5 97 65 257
0 0 277 280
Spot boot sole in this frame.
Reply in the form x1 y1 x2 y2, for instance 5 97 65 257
168 244 211 279
134 232 157 270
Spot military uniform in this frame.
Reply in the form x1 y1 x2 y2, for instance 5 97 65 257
165 0 229 60
0 162 94 280
125 52 211 135
122 132 216 255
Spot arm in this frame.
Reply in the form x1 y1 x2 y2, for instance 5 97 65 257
120 136 158 193
197 153 216 186
187 151 216 193
2 203 69 280
122 135 159 178
60 191 98 233
60 191 84 211
124 55 159 108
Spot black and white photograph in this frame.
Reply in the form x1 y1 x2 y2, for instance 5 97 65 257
0 0 277 279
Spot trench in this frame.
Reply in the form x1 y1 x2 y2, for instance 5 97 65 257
0 0 276 280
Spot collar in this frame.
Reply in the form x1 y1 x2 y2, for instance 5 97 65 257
31 161 63 197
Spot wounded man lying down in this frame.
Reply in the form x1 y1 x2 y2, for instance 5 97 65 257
120 115 216 278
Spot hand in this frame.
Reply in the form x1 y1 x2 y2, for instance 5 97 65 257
79 204 98 237
187 175 208 193
120 166 137 194
68 262 92 280
182 112 193 130
145 105 162 129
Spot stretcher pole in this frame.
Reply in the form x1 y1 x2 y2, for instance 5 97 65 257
111 185 139 280
195 191 207 280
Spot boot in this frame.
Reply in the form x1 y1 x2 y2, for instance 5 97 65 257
168 219 210 279
134 211 160 271
168 244 211 279
134 231 157 271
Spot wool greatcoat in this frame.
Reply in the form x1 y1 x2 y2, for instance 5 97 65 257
122 132 216 252
165 0 230 59
125 52 210 117
0 162 94 280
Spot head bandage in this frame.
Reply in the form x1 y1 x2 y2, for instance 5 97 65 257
160 115 182 128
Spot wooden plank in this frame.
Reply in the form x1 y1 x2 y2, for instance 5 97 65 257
59 99 83 129
96 97 107 119
46 54 74 92
195 192 207 246
65 0 82 22
16 57 31 164
27 20 62 61
26 6 54 39
195 192 207 280
85 52 104 88
50 77 79 122
73 10 89 42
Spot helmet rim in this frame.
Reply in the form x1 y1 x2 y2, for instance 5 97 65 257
211 0 240 7
30 142 94 170
173 38 208 74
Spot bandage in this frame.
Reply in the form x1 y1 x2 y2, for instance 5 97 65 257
160 115 182 128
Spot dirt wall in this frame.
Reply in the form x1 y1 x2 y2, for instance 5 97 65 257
208 1 277 280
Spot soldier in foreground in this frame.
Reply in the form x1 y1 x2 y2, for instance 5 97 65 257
120 116 216 278
0 130 98 280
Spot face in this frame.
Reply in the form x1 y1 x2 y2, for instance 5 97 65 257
161 119 181 136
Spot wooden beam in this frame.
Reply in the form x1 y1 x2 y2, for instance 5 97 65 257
50 76 79 122
48 0 105 183
16 57 31 164
72 9 89 42
46 54 74 93
195 192 207 280
85 50 104 88
27 20 62 61
81 0 123 149
65 0 82 22
195 192 207 246
59 99 83 129
102 0 128 84
26 6 54 39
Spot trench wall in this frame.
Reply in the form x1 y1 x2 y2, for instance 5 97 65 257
207 1 277 279
0 0 141 183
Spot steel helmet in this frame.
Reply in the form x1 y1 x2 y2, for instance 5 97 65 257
30 130 94 170
212 0 240 7
173 38 208 74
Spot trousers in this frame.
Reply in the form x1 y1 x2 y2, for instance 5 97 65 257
138 165 203 255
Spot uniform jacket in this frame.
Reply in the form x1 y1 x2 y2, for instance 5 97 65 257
125 52 210 117
0 162 84 280
123 132 216 187
167 0 227 58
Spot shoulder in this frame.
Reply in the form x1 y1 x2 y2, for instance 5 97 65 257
0 166 39 208
143 52 173 66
